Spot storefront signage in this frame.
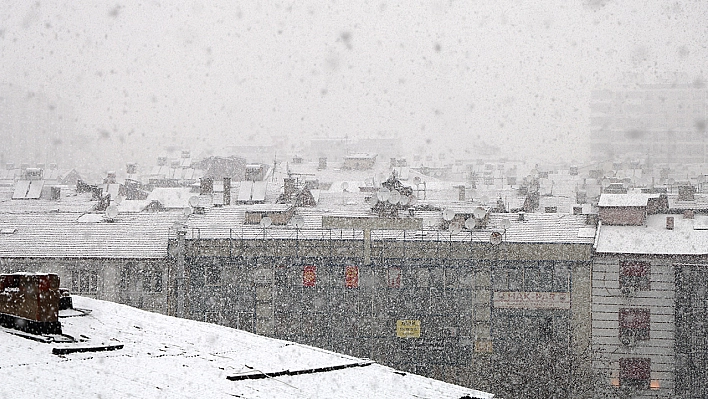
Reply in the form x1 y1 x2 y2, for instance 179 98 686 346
493 291 570 310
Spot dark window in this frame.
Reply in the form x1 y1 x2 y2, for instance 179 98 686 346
205 265 221 286
143 267 163 293
620 358 651 388
387 267 402 288
619 308 650 342
72 269 98 294
620 260 650 291
551 262 571 292
120 263 134 291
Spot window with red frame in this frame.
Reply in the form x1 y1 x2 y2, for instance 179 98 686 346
345 266 359 288
387 267 402 288
620 260 650 290
620 358 651 388
303 265 316 287
619 308 650 342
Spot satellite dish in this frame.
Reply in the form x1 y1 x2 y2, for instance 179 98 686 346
473 207 486 219
668 178 675 185
113 195 123 205
443 208 456 221
389 190 401 204
464 218 475 230
408 195 418 206
105 205 119 219
188 196 200 207
292 215 305 229
370 196 379 206
399 195 409 206
341 182 350 191
377 188 390 202
260 217 272 228
449 222 462 235
501 218 511 229
183 207 192 217
413 176 421 184
490 231 503 245
480 195 490 204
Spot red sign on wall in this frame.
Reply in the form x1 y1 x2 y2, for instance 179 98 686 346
345 266 359 288
303 265 317 287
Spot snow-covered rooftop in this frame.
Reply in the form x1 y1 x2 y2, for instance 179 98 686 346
185 207 595 244
0 212 184 258
595 213 708 255
598 193 656 207
0 296 492 399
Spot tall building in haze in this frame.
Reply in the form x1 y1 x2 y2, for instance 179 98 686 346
589 83 707 164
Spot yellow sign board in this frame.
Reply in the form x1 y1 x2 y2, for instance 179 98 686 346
474 339 493 353
396 319 421 338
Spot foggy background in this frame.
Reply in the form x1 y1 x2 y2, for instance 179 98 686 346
1 0 706 172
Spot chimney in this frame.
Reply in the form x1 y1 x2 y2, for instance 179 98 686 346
50 186 61 200
49 163 58 170
106 171 117 184
518 212 525 221
126 163 137 175
181 150 190 159
92 186 104 201
684 210 695 219
318 157 327 170
223 177 231 206
284 178 296 197
390 157 397 168
458 185 466 201
666 216 674 230
157 157 167 166
678 185 696 201
200 177 213 195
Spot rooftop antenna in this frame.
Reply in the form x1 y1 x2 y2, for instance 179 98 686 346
464 217 475 230
449 221 462 235
260 216 272 240
443 208 455 221
105 205 118 222
490 231 503 245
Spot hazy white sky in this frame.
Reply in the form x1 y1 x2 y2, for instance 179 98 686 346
1 0 706 169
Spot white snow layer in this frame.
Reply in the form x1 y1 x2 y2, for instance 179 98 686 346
0 296 492 399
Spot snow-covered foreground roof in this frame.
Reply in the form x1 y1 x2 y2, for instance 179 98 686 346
1 296 492 399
